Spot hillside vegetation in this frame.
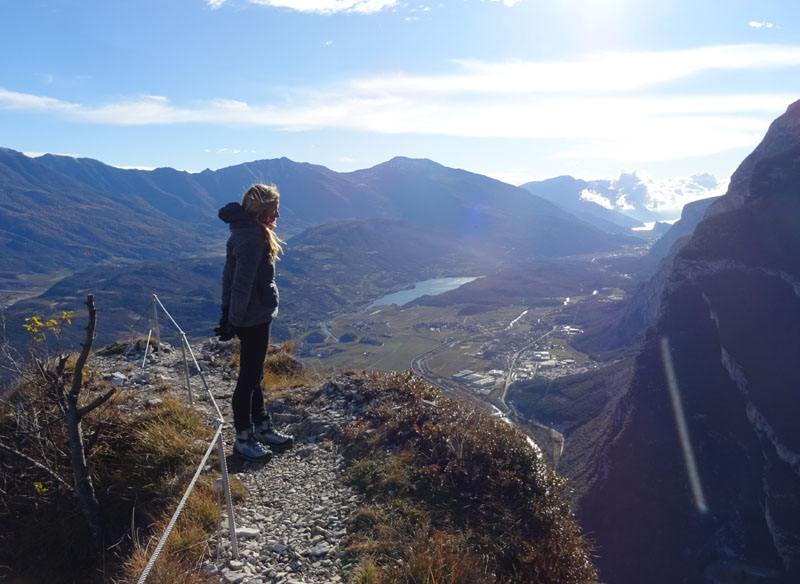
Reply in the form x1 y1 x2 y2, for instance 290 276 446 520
339 371 599 584
0 333 598 583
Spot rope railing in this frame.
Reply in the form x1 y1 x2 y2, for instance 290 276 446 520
124 294 239 581
136 424 224 584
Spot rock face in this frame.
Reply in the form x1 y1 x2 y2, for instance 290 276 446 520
646 195 720 266
579 100 800 584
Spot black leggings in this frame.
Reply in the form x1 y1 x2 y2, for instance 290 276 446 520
232 321 271 432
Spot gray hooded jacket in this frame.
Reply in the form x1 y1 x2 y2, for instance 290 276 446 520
219 202 279 327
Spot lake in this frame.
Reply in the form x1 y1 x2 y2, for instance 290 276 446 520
368 277 481 309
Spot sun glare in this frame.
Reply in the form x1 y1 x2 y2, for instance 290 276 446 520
660 337 709 514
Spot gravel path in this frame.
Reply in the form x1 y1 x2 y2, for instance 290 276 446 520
93 339 367 584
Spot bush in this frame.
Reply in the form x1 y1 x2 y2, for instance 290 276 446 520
0 375 241 584
339 371 599 584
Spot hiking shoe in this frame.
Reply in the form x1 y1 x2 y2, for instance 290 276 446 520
233 432 273 462
253 419 294 450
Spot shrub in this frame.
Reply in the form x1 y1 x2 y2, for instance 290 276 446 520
339 371 599 584
262 344 311 394
0 377 242 583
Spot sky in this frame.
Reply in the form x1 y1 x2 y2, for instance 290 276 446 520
2 0 800 195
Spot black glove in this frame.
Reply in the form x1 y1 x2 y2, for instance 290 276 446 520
214 313 236 341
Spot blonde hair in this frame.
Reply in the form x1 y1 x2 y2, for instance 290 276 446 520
241 183 284 262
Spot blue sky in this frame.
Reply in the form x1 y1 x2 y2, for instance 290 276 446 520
2 0 800 191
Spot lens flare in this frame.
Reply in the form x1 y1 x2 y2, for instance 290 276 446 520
660 336 709 514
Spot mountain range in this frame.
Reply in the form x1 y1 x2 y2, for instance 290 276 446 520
1 148 647 348
521 171 725 225
0 148 635 278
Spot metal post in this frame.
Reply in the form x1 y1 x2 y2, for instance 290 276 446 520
216 431 239 559
214 478 224 561
152 294 160 352
178 332 194 405
142 329 152 369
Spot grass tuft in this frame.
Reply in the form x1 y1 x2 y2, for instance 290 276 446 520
262 349 310 393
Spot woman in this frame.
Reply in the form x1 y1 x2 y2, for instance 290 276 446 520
217 184 294 462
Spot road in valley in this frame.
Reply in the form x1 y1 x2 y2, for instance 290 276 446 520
500 326 557 408
319 322 339 342
411 324 565 465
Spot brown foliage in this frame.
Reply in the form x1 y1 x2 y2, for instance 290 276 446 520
340 371 599 584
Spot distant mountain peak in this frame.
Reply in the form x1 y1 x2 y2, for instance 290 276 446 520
371 156 441 170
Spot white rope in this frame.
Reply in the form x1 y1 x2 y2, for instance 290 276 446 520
181 336 223 420
216 430 239 558
130 294 240 582
147 295 224 420
214 478 224 562
151 295 184 334
137 423 224 584
123 298 157 358
141 329 152 369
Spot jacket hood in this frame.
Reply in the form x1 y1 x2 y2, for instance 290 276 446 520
218 202 257 228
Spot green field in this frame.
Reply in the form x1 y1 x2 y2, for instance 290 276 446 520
297 303 531 376
296 299 594 393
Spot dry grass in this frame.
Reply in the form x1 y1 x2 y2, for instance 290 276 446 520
262 349 311 394
353 557 379 584
116 547 220 584
339 371 599 584
0 362 246 584
114 476 229 584
227 338 312 395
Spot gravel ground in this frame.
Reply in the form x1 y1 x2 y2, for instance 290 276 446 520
93 338 369 584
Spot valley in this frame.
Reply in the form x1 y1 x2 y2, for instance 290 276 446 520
293 254 636 464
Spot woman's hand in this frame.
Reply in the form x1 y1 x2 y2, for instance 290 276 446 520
214 313 236 341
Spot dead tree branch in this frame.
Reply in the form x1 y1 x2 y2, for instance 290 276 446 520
76 388 116 418
65 294 104 548
0 442 72 490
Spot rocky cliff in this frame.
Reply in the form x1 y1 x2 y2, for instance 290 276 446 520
579 100 800 584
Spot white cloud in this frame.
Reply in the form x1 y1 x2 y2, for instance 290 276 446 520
207 0 227 8
247 0 397 14
324 40 334 46
111 164 157 170
639 172 728 213
580 189 614 209
489 0 523 6
3 43 800 166
350 44 800 95
749 21 775 29
596 170 729 217
615 193 635 211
